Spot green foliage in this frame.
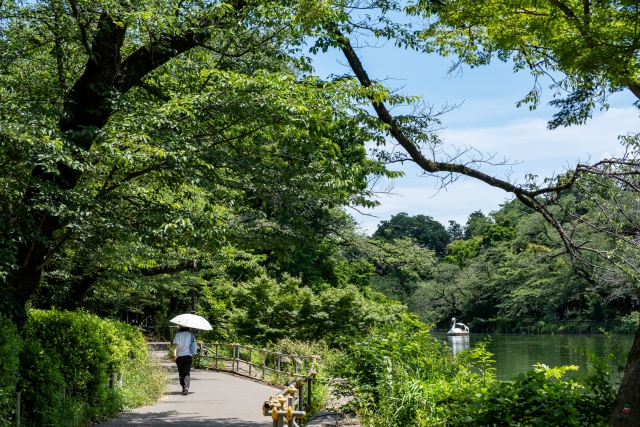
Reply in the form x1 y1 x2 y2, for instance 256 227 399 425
482 221 517 245
331 324 615 427
462 363 613 427
329 318 485 426
411 0 640 128
270 338 331 408
199 274 405 345
467 340 497 386
0 0 398 317
464 211 493 239
621 311 640 327
346 235 436 304
278 240 344 292
334 259 376 291
374 212 451 256
0 315 21 425
115 357 168 411
444 236 482 266
24 310 114 408
18 339 68 427
406 195 637 326
270 338 329 360
18 310 165 426
447 220 464 241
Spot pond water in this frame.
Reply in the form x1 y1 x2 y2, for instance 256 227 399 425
430 332 635 383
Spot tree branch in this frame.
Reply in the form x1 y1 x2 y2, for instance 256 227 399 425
331 23 582 200
329 22 632 272
97 161 168 196
547 0 578 19
136 81 171 102
35 233 72 271
68 0 91 57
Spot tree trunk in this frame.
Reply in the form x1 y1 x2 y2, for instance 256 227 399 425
4 258 47 324
168 295 178 318
608 287 640 427
2 11 219 317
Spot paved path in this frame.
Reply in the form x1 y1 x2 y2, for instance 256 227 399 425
101 365 279 427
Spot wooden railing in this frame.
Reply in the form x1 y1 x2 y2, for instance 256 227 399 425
199 342 319 426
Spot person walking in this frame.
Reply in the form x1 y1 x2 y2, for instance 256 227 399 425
173 326 196 395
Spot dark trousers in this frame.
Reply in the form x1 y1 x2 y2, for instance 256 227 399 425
176 355 192 390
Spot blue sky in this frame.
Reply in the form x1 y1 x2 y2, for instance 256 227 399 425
310 40 640 233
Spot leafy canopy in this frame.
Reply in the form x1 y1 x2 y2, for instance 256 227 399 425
409 0 640 128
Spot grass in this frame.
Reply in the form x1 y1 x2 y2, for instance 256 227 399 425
116 355 170 411
83 354 169 425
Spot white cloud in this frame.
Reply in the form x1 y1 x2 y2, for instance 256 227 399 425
443 106 639 163
353 107 640 234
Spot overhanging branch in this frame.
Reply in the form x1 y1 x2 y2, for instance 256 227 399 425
328 22 632 270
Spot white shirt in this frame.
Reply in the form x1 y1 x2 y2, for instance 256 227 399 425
173 331 193 357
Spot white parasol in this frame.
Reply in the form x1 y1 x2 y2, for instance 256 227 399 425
169 313 213 331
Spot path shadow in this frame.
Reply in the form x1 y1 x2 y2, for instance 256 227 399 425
101 411 269 426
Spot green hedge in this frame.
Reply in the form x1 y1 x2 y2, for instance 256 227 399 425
0 315 21 426
18 339 67 426
23 310 114 409
15 310 165 426
462 364 614 427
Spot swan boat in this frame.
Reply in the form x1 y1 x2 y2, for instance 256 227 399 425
447 317 470 336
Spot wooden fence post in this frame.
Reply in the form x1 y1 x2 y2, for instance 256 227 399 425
298 382 304 411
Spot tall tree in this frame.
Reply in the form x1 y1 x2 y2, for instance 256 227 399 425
317 2 640 424
446 220 464 241
464 211 492 239
0 0 395 320
374 212 450 255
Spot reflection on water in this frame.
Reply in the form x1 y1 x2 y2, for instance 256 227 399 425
448 335 470 356
431 332 634 383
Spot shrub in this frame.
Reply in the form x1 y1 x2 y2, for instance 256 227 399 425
23 310 112 411
116 357 167 411
270 338 329 361
329 317 485 426
200 274 405 345
329 322 615 427
621 311 640 327
18 339 67 426
0 315 21 426
111 320 148 363
18 310 165 426
270 339 330 397
462 363 614 427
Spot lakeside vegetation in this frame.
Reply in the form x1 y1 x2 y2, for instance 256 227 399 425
2 0 640 425
375 198 639 331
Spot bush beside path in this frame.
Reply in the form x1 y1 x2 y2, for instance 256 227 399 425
0 311 167 427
